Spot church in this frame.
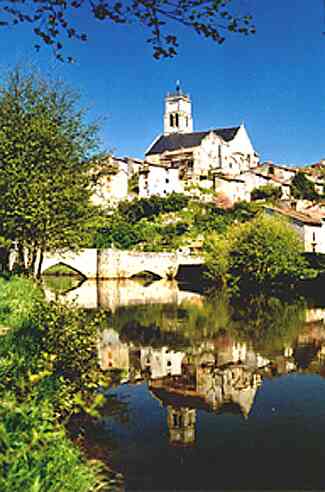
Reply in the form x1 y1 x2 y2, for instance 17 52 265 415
139 84 260 199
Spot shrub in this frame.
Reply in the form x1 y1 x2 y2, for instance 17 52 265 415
205 213 313 292
0 396 106 492
117 193 189 224
291 172 319 201
251 184 282 201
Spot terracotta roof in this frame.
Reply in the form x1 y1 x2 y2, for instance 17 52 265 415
260 162 298 172
265 206 322 226
213 173 245 183
146 127 240 156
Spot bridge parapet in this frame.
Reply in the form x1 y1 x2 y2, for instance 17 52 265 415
39 248 204 279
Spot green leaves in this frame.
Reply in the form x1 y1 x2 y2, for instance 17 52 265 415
0 67 102 275
291 172 319 201
205 213 314 293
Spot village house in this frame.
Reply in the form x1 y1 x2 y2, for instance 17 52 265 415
257 162 298 182
91 155 142 207
265 206 325 253
139 85 259 199
240 168 291 200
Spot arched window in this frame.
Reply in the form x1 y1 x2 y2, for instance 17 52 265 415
175 113 179 127
170 114 174 127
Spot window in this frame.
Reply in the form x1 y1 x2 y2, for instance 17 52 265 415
175 113 179 127
170 114 174 127
166 178 169 184
313 232 316 242
186 116 189 127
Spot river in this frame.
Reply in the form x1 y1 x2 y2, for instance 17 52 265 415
44 276 325 490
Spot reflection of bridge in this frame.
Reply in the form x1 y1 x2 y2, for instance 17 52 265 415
39 248 204 279
44 279 203 311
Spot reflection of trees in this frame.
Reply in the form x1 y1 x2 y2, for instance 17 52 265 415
110 292 232 348
101 291 309 361
119 321 188 350
230 294 307 356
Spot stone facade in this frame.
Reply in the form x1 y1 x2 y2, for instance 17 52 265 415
37 248 203 279
91 155 129 207
91 155 143 207
139 87 259 200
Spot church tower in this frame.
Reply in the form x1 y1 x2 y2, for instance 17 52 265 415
167 406 196 446
164 82 193 135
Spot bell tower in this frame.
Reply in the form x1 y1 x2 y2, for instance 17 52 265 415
167 406 196 446
164 82 193 135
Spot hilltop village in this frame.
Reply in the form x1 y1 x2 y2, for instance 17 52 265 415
95 85 325 254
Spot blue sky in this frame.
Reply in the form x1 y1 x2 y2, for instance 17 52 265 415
0 1 324 166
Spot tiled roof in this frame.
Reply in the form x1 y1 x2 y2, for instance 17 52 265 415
265 206 322 226
213 173 245 183
259 162 297 172
146 127 240 156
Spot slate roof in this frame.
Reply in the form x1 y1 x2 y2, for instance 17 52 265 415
146 127 240 156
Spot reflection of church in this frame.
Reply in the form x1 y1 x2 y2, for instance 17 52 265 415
98 324 325 446
97 329 269 446
167 406 196 446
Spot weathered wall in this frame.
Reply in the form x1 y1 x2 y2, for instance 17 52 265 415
39 248 203 279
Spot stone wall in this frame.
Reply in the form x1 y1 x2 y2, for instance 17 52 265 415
39 248 203 279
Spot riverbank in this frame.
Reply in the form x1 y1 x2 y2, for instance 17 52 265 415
0 275 121 491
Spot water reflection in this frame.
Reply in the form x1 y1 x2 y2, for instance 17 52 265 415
43 278 203 311
47 277 325 489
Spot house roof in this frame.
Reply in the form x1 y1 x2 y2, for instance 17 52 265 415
146 127 240 156
213 173 245 183
259 162 298 173
265 206 322 226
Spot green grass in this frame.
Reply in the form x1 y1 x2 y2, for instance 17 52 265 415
0 276 114 491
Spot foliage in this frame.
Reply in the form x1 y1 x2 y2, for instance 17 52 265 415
118 193 189 224
128 171 139 195
0 0 256 60
0 276 113 490
0 275 44 329
0 67 101 276
0 396 106 492
0 301 107 418
291 172 319 201
204 213 314 292
93 197 260 252
94 193 190 250
251 184 282 201
230 293 306 355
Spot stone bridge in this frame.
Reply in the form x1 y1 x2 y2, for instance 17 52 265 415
39 248 204 279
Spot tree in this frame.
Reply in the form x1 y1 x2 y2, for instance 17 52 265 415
0 0 255 60
251 184 282 202
0 67 101 276
291 172 319 201
205 213 313 292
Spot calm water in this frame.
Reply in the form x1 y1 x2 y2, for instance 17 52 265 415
46 277 325 490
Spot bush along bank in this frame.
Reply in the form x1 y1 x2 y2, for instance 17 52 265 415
0 275 122 492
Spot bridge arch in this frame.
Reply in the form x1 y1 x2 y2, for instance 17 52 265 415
42 261 87 279
38 249 98 278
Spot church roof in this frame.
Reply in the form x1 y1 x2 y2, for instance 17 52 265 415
146 127 240 156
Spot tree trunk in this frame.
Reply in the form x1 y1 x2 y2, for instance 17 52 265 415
0 247 9 273
28 242 38 276
17 242 28 274
36 248 44 279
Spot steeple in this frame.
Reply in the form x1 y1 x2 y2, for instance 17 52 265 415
164 82 193 135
